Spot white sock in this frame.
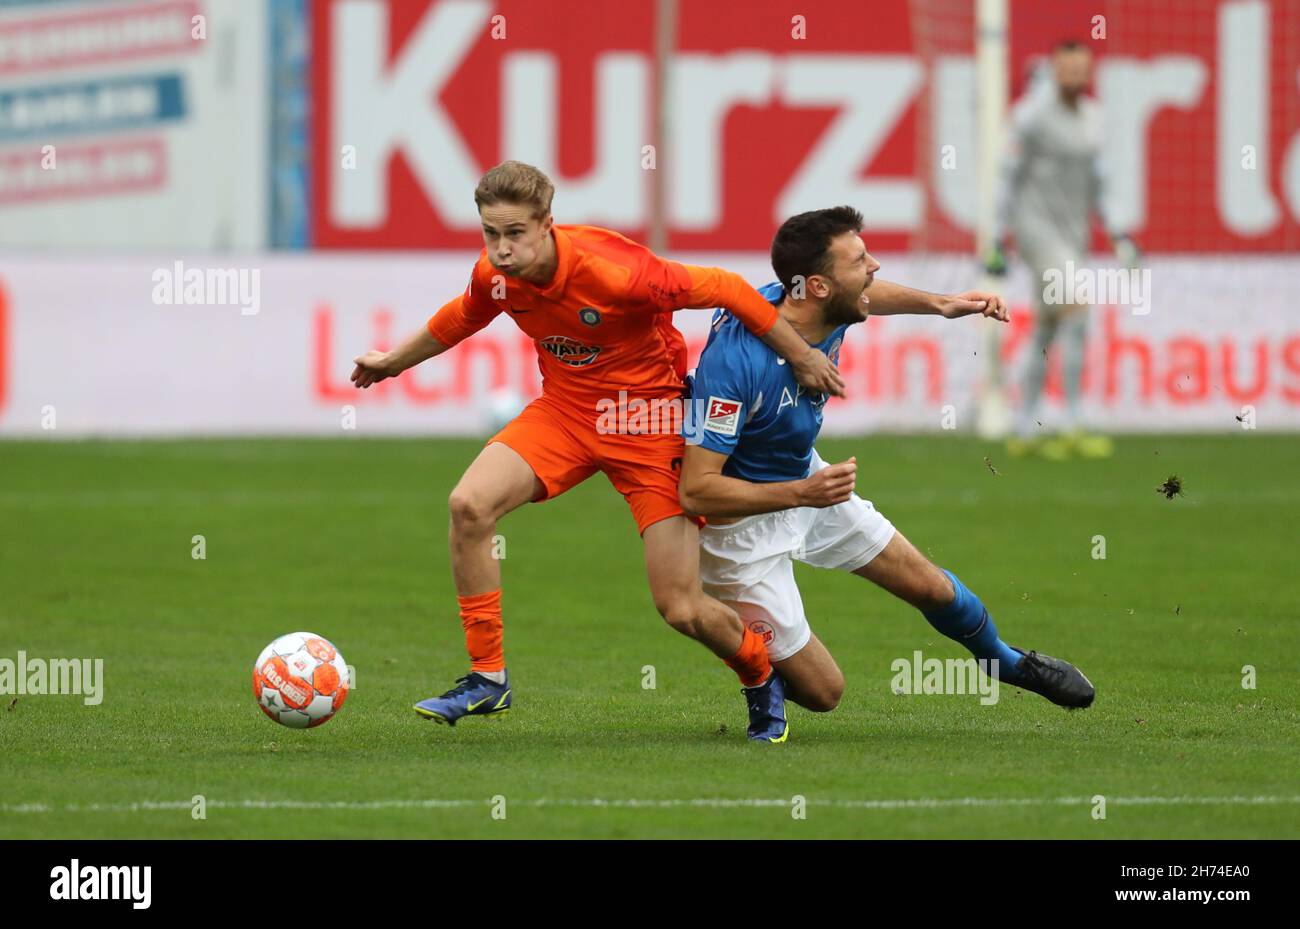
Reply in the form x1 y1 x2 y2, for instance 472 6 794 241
477 669 506 684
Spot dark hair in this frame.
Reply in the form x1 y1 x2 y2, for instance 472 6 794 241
770 206 864 294
1053 38 1089 54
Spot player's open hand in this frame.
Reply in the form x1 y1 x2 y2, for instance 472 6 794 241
940 291 1009 322
351 350 394 388
791 348 847 398
798 457 857 508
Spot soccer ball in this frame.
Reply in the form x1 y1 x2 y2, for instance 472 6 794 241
252 632 350 728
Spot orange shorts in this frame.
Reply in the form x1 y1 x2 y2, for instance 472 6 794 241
489 394 699 534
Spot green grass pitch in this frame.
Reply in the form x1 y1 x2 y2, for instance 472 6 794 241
1 434 1297 839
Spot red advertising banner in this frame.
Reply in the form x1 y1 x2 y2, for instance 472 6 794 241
311 0 1300 252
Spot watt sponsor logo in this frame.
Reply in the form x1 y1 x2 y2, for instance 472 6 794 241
50 859 151 909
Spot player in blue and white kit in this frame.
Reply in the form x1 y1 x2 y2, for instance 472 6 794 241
681 207 1095 742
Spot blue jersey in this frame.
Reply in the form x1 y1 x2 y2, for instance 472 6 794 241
686 281 848 483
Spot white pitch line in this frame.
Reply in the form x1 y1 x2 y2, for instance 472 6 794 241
2 795 1299 815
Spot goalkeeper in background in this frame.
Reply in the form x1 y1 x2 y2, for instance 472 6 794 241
986 39 1141 460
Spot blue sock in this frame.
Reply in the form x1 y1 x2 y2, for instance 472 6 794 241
921 570 1023 678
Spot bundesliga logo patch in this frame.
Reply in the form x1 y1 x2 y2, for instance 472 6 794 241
704 396 742 435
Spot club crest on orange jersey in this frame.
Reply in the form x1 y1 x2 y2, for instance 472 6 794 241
578 306 601 326
540 335 602 367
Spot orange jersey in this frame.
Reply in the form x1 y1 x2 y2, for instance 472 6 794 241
427 225 779 417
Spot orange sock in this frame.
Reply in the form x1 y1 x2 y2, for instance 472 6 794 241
724 626 771 687
459 589 505 672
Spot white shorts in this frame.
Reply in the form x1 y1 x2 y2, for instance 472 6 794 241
698 449 897 661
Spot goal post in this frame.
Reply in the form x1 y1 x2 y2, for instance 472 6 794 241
909 0 1012 438
974 0 1011 439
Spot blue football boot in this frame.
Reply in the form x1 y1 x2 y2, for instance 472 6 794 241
414 671 512 725
742 671 789 743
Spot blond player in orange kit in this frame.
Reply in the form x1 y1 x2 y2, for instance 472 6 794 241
350 161 845 727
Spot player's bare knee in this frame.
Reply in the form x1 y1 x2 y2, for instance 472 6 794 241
792 686 838 713
828 672 845 708
819 692 843 712
448 487 494 532
655 594 699 637
809 674 845 711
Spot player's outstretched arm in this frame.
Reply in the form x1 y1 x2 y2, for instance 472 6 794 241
352 279 503 389
648 259 846 398
678 446 857 519
866 279 1009 322
351 326 448 389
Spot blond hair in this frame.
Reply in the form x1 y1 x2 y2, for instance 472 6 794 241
474 160 554 218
